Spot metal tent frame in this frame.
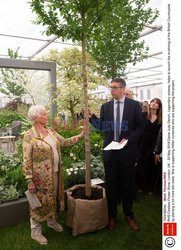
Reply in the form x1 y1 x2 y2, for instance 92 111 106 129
0 0 163 105
0 58 57 118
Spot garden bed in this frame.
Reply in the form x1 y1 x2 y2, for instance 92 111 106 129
0 180 105 228
0 197 29 228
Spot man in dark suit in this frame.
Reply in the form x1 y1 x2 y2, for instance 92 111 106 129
88 78 144 231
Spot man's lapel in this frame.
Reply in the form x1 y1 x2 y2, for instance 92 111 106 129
109 100 114 121
122 97 129 122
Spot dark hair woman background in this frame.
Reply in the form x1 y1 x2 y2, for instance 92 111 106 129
137 98 162 195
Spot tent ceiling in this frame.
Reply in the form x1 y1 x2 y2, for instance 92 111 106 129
0 0 162 86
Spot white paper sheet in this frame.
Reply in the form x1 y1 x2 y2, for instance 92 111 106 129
103 140 128 151
91 178 104 185
25 190 42 210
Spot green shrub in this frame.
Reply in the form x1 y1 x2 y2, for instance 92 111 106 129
0 152 22 173
0 152 26 203
63 155 104 189
63 161 86 188
5 166 27 197
0 121 104 202
58 129 103 168
90 155 105 180
19 117 32 137
0 183 21 203
90 131 103 156
57 127 104 188
0 109 24 128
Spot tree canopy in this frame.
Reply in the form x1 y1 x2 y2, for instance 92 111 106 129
31 0 158 79
87 0 158 78
42 48 108 119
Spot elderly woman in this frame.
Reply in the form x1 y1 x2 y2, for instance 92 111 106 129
23 105 84 245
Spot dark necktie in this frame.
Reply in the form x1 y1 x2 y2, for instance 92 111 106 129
115 101 120 142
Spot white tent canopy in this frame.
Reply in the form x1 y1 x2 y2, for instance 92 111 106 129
0 0 162 97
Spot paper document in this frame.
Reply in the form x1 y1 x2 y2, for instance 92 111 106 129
103 140 128 151
91 178 104 186
25 190 42 210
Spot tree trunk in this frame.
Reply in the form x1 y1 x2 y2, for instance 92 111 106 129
81 12 91 197
69 100 75 120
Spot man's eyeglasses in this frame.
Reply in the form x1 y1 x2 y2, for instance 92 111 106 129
109 86 122 90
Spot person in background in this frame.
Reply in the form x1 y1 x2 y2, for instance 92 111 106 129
124 87 133 99
137 98 162 195
61 111 66 121
23 105 84 245
153 126 162 192
141 101 149 115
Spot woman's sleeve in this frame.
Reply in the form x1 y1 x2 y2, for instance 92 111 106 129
55 131 83 147
154 126 162 154
22 132 33 181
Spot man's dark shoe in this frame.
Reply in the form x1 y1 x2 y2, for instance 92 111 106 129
125 216 140 231
107 218 116 230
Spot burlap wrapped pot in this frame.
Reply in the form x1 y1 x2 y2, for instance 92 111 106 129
66 184 108 236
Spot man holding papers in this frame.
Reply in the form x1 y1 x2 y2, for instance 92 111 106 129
89 78 144 231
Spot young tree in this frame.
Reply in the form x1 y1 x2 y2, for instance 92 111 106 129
30 0 157 196
42 48 107 119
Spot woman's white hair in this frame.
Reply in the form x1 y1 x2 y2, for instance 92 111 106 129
28 105 46 122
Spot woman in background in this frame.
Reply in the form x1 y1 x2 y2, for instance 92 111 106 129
137 98 162 195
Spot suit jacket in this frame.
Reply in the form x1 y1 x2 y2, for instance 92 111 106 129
90 97 144 162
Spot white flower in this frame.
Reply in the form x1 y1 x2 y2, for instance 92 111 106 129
67 172 71 176
69 168 73 171
94 144 98 147
73 157 76 160
70 153 74 157
74 171 77 174
74 167 78 171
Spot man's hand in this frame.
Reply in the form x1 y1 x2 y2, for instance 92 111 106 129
119 138 127 145
155 154 161 165
28 181 36 193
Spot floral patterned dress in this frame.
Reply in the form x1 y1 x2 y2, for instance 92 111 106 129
23 126 81 222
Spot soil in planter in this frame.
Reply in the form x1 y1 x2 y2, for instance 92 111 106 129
71 186 103 200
